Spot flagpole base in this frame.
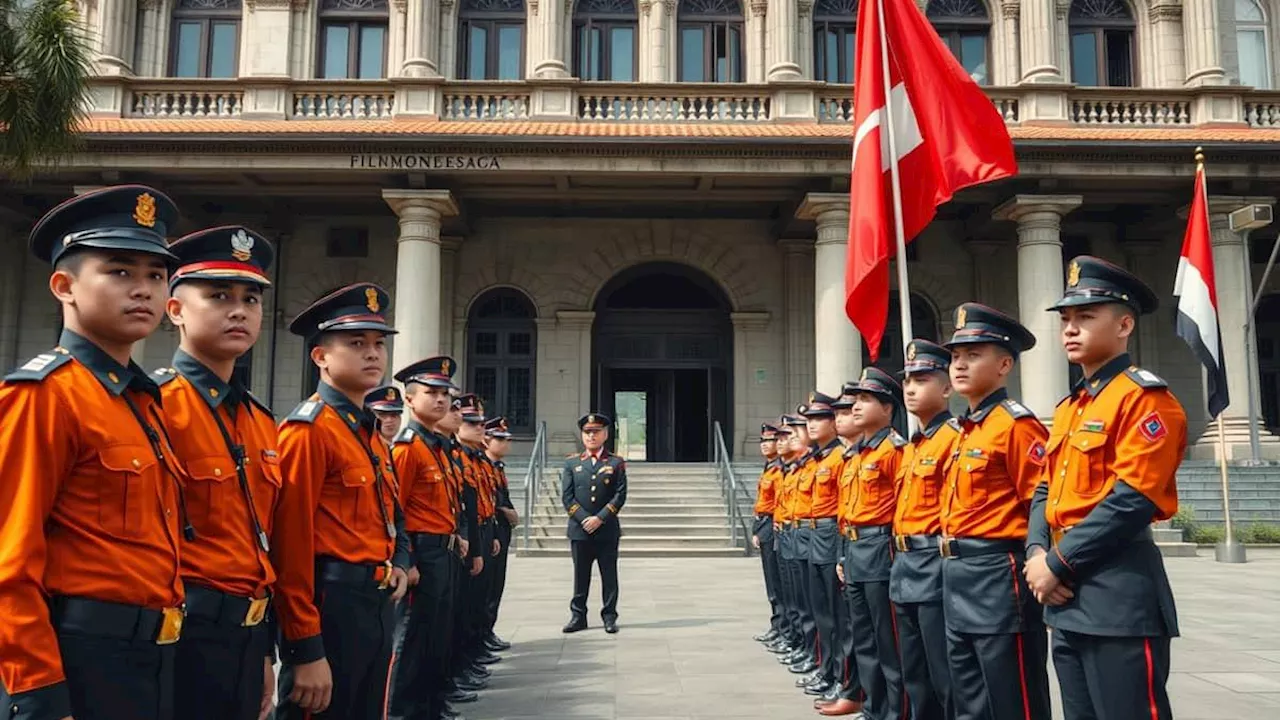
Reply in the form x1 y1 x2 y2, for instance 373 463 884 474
1214 541 1248 564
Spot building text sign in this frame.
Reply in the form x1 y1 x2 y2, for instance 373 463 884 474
349 154 502 170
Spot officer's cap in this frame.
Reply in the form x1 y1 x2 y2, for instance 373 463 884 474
782 414 807 427
31 184 180 266
289 282 396 339
847 367 902 402
485 416 512 439
457 394 485 423
901 338 950 377
168 225 274 289
365 385 404 413
944 302 1036 354
578 413 612 430
394 355 458 390
1048 255 1158 315
760 422 781 440
800 391 839 417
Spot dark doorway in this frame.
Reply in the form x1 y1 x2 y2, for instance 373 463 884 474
593 263 732 462
1258 294 1280 434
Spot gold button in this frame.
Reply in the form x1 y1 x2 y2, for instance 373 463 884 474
1076 409 1083 416
1053 499 1059 505
1081 441 1089 448
108 372 119 383
361 476 367 483
965 463 972 471
209 388 219 398
591 485 596 491
1060 470 1066 477
348 413 356 423
214 468 222 477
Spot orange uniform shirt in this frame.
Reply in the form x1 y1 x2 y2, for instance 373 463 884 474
0 333 184 702
941 388 1048 540
273 383 406 661
790 451 819 519
156 352 280 599
895 412 960 536
1043 363 1186 530
754 460 783 515
809 439 845 518
459 446 496 521
774 460 797 524
392 420 460 535
841 426 906 527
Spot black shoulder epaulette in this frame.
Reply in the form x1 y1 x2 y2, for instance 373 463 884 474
946 417 962 432
393 426 417 445
889 431 908 449
283 398 325 424
1124 366 1167 389
1000 398 1036 420
152 367 179 386
246 391 273 416
4 349 73 383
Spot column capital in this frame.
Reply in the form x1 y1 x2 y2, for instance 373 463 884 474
382 189 458 218
778 237 816 255
1177 195 1276 224
993 194 1083 224
555 310 596 329
797 193 851 239
730 311 771 330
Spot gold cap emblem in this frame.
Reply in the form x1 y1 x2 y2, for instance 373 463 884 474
860 367 869 382
133 193 157 228
588 414 597 424
1067 260 1081 288
230 229 254 262
365 287 380 313
808 392 816 403
907 343 917 361
955 306 967 329
386 389 396 401
441 358 451 375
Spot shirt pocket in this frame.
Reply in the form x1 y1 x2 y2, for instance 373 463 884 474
912 461 942 506
955 455 990 509
185 456 236 530
1069 430 1110 496
339 465 372 532
860 466 887 509
96 445 156 538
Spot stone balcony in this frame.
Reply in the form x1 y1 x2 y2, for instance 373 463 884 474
88 75 1278 129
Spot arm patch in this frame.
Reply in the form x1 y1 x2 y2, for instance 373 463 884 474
1124 367 1167 389
283 399 324 424
4 350 73 383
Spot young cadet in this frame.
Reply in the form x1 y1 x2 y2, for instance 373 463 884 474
561 413 628 634
1027 257 1186 720
367 385 405 448
829 368 906 720
454 395 503 668
894 339 961 720
272 283 412 720
941 303 1051 720
767 421 802 659
778 414 818 674
751 424 785 645
389 356 469 720
0 186 186 720
799 393 846 699
483 416 518 654
154 226 280 720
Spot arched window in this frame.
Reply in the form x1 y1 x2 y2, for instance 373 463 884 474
677 0 744 82
318 0 389 79
458 0 526 80
1068 0 1135 87
170 0 241 78
861 293 941 377
1237 0 1272 88
927 0 990 85
573 0 638 81
814 0 856 83
467 288 537 434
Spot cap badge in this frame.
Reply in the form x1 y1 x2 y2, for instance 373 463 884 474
588 414 597 424
441 358 451 375
906 343 917 361
386 389 396 401
808 392 816 403
955 306 967 329
860 367 869 382
133 193 157 228
1067 260 1081 288
230 229 254 262
365 287 380 313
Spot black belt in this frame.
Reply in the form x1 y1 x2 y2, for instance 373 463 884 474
894 533 941 552
799 516 838 529
410 532 456 550
51 596 185 645
842 523 893 541
316 557 393 589
939 537 1025 559
184 584 270 628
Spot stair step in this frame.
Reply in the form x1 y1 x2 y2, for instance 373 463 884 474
524 535 739 547
518 546 748 558
612 524 730 537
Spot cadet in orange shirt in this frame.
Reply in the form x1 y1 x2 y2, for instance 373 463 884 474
799 393 847 700
768 421 804 660
0 185 187 720
751 424 785 645
941 303 1051 720
827 368 906 720
272 283 412 720
155 225 281 720
482 415 518 653
779 413 821 676
455 395 505 663
893 339 960 720
367 385 406 449
1026 257 1186 720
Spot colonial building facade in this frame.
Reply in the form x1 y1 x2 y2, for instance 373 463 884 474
2 0 1280 460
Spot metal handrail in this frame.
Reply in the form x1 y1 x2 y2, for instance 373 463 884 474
712 421 753 556
520 420 548 551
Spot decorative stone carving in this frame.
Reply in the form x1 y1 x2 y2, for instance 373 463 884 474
392 0 406 10
136 0 161 10
798 0 814 18
1001 0 1018 19
662 0 676 16
750 0 765 16
1149 1 1182 21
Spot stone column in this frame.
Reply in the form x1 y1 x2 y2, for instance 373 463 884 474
439 236 462 356
732 311 771 457
798 194 861 394
240 0 303 119
533 0 569 78
382 190 458 376
765 0 800 81
779 239 816 406
1149 1 1187 88
1182 0 1228 85
964 238 1008 306
640 0 672 82
1122 240 1163 371
1019 0 1063 83
554 310 595 450
93 0 136 76
994 194 1081 421
797 0 814 79
999 2 1021 86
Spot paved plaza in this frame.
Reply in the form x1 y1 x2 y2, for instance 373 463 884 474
466 549 1280 720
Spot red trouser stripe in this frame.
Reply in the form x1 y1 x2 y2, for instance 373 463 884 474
1007 553 1032 720
1144 638 1160 720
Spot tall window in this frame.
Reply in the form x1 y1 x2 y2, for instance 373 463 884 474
573 0 638 81
467 289 537 435
861 293 941 377
170 0 241 78
318 0 389 79
927 0 990 85
458 0 526 80
814 0 856 83
677 0 744 82
1069 0 1135 87
1237 0 1272 89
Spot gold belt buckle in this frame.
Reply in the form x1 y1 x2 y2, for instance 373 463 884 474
243 597 269 627
939 536 954 559
894 534 907 552
156 606 185 645
377 560 394 590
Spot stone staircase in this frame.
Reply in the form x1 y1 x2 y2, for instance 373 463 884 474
1174 463 1280 525
517 462 748 557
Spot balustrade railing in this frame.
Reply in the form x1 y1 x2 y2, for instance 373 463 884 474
1069 89 1193 126
578 83 771 122
126 82 244 118
442 84 531 120
291 84 395 119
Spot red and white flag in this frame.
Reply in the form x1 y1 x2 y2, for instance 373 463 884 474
846 0 1018 360
1173 161 1230 418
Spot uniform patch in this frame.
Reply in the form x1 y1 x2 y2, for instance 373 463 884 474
1002 399 1034 419
964 447 985 458
574 465 584 472
1083 420 1105 432
1028 440 1047 466
21 354 58 373
284 400 322 423
1139 411 1168 442
4 351 72 382
1125 367 1167 389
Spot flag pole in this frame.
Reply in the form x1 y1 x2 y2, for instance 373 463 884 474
874 0 919 436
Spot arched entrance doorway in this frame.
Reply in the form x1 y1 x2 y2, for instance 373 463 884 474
1258 294 1280 433
592 262 733 462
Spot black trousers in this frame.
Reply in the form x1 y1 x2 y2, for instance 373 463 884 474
391 544 459 720
947 622 1050 720
807 561 842 682
775 542 798 644
843 580 901 718
486 537 511 636
895 601 951 720
174 613 269 720
277 580 396 720
759 539 784 633
1053 629 1172 720
464 549 494 660
450 555 471 675
789 558 817 657
569 536 620 621
53 629 175 720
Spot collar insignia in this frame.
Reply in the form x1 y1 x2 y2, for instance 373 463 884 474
365 287 380 312
230 229 254 262
133 193 157 228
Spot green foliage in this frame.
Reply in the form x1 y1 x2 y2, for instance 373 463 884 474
0 0 94 179
1169 504 1280 544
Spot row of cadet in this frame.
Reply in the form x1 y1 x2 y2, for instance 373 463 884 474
0 184 517 720
748 258 1186 720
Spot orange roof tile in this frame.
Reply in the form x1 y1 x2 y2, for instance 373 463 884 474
77 117 1280 143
